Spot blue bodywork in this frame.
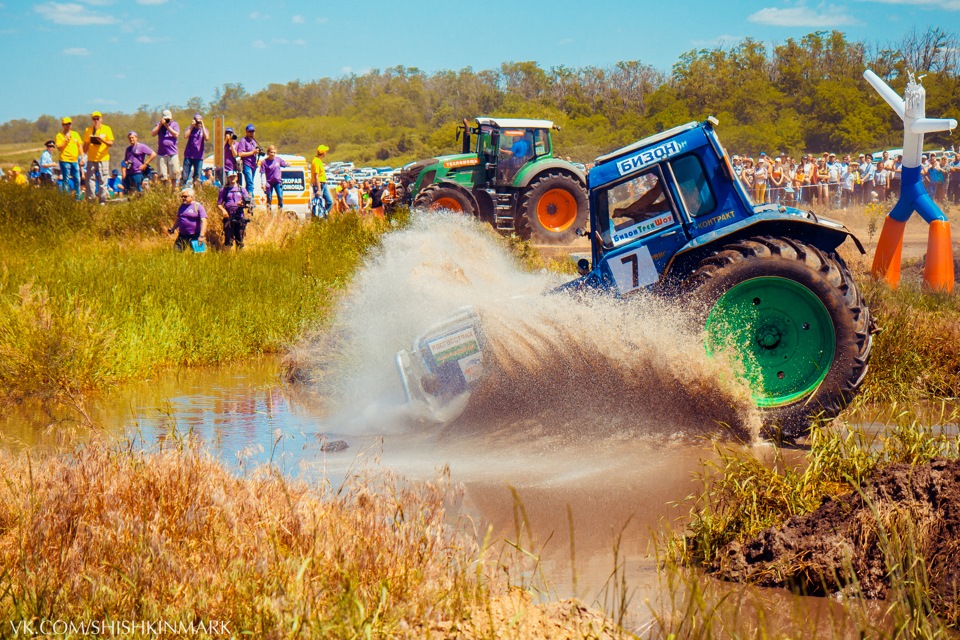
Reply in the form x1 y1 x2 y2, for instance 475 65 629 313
560 119 861 297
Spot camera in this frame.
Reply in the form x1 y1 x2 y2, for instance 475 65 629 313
164 118 171 124
227 132 238 140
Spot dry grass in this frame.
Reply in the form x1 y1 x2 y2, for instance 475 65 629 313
0 437 627 639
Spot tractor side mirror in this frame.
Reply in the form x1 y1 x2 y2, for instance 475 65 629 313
575 227 586 237
577 258 590 276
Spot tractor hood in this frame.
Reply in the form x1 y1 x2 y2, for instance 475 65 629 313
399 158 438 188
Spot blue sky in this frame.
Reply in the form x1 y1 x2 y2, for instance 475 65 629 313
1 0 958 124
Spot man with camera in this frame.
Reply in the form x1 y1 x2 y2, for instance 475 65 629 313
234 124 260 197
151 109 180 190
123 131 156 195
223 127 238 175
218 172 250 250
82 111 115 204
181 113 210 188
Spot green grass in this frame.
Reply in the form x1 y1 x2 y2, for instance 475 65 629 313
0 182 395 405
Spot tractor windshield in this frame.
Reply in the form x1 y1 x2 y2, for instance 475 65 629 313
599 167 676 246
496 128 536 183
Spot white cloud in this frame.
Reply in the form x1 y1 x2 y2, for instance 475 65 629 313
293 39 305 46
859 0 960 8
136 35 168 43
342 65 353 73
253 39 267 49
91 98 117 105
558 37 574 46
249 11 270 20
36 3 116 26
316 16 329 24
292 14 304 23
63 47 90 55
691 34 747 47
137 0 168 4
748 5 858 27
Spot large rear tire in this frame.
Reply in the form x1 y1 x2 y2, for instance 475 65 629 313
685 236 873 440
517 172 588 245
413 184 474 213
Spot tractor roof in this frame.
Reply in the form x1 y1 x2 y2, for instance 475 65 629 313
475 117 555 130
595 121 700 165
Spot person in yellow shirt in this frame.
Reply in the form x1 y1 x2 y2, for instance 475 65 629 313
10 166 28 186
55 116 84 199
82 111 114 203
310 144 333 218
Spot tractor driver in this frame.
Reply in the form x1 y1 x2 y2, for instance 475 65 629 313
498 132 534 182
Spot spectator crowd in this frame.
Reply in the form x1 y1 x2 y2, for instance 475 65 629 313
731 149 960 208
6 111 959 218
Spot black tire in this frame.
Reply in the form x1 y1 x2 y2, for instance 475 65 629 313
517 172 588 245
413 184 474 214
684 236 873 440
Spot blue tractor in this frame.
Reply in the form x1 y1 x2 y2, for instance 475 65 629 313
397 118 874 439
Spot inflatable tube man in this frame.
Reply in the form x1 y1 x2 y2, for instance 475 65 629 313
864 69 957 293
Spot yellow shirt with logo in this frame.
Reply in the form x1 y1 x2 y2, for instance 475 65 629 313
83 124 114 163
310 157 327 184
55 131 83 162
14 173 28 186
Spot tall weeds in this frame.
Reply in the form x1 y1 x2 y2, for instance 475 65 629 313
0 183 395 405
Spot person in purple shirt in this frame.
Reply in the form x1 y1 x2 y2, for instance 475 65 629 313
234 124 261 196
218 172 249 249
123 131 157 194
259 145 289 212
168 188 207 251
223 127 238 174
180 113 210 188
151 109 180 190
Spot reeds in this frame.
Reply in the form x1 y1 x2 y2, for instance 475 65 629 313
0 183 394 405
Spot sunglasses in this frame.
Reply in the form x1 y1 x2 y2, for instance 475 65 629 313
180 196 190 200
92 117 101 120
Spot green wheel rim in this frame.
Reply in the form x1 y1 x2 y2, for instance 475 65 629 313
705 277 836 407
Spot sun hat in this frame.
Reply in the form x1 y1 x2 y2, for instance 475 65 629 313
162 109 173 119
245 124 255 132
62 117 72 124
194 113 202 119
111 169 119 176
91 111 102 118
225 127 234 134
128 131 137 137
317 144 329 154
12 166 20 172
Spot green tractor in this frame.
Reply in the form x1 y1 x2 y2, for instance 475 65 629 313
398 117 588 244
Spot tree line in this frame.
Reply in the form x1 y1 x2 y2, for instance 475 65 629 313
2 28 957 164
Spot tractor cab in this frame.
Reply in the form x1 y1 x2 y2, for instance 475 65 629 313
460 118 555 187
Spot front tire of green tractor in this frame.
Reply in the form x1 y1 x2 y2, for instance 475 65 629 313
413 184 474 214
517 172 588 245
685 237 873 441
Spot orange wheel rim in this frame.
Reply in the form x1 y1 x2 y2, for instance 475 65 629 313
431 197 464 212
537 188 578 231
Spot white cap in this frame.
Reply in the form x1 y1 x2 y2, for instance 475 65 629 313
162 109 173 119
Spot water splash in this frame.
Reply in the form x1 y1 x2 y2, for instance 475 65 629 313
288 213 760 441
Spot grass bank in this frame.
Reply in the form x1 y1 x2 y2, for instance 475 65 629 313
658 407 960 637
0 183 395 406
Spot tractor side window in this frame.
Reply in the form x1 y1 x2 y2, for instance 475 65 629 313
533 129 549 157
671 154 717 218
601 169 676 246
477 128 496 156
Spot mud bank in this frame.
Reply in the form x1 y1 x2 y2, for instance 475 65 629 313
715 459 960 622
